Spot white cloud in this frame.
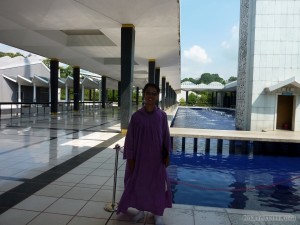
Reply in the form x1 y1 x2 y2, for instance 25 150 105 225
221 41 230 49
183 45 212 64
231 24 239 39
221 24 239 51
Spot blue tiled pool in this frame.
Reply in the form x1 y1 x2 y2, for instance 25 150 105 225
169 107 300 213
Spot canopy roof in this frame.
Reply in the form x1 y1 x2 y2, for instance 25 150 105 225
264 76 300 92
181 81 226 92
0 0 181 90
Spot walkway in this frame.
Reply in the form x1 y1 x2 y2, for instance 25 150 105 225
0 107 299 225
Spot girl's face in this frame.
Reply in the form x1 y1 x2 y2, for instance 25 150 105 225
144 86 158 106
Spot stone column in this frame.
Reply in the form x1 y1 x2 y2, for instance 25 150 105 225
50 59 58 114
148 59 155 84
73 66 80 111
161 77 166 110
120 24 135 132
101 76 106 108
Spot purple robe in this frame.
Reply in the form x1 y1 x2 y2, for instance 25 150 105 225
117 106 172 216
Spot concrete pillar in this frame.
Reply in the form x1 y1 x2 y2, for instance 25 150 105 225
217 139 223 153
166 82 170 108
186 91 189 105
50 59 59 114
136 87 139 106
155 68 160 87
98 82 101 104
172 89 175 105
33 83 36 102
48 85 51 104
193 138 198 152
73 66 80 111
81 85 85 102
65 85 69 102
121 24 135 132
101 76 106 108
18 84 21 102
148 59 155 84
161 77 166 110
155 68 160 106
205 139 211 152
118 81 121 107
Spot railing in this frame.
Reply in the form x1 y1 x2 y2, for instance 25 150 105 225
170 127 300 155
0 101 105 120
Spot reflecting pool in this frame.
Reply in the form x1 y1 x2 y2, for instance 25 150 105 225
169 107 300 212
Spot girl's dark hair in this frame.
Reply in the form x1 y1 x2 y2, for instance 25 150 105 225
143 83 160 94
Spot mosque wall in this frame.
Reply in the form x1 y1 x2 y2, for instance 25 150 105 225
237 0 300 131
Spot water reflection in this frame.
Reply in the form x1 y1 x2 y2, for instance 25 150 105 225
170 107 300 212
168 150 300 212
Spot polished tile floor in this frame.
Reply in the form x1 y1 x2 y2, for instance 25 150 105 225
0 107 299 225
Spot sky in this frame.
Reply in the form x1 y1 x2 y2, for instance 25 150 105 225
180 0 240 80
0 0 240 81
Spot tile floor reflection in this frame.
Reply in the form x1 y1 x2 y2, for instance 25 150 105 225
0 108 299 225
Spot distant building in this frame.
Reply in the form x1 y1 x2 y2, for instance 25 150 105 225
236 0 300 131
0 55 50 102
179 81 237 108
0 56 102 103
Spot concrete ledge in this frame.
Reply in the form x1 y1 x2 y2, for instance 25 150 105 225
170 128 300 143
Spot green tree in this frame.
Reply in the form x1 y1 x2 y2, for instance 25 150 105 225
42 59 73 79
179 98 186 106
228 76 237 83
60 65 73 78
199 73 225 84
187 92 198 106
132 89 142 103
107 89 119 102
181 73 226 85
197 91 212 106
43 58 50 68
0 52 24 58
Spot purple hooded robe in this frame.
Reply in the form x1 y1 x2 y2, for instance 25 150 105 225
117 106 172 216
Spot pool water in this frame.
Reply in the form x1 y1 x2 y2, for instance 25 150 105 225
169 107 300 213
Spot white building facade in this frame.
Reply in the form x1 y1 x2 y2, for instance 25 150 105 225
236 0 300 131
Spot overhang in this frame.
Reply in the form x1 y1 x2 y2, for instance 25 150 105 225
0 0 181 90
181 81 225 92
264 76 300 93
223 81 237 91
17 75 32 86
2 74 17 83
65 76 74 88
32 75 49 87
81 77 99 89
58 78 65 88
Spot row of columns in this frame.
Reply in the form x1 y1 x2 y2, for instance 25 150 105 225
211 91 236 108
147 60 176 109
48 24 177 131
120 24 177 132
48 60 107 114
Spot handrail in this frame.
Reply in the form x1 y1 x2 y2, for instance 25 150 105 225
0 101 105 120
